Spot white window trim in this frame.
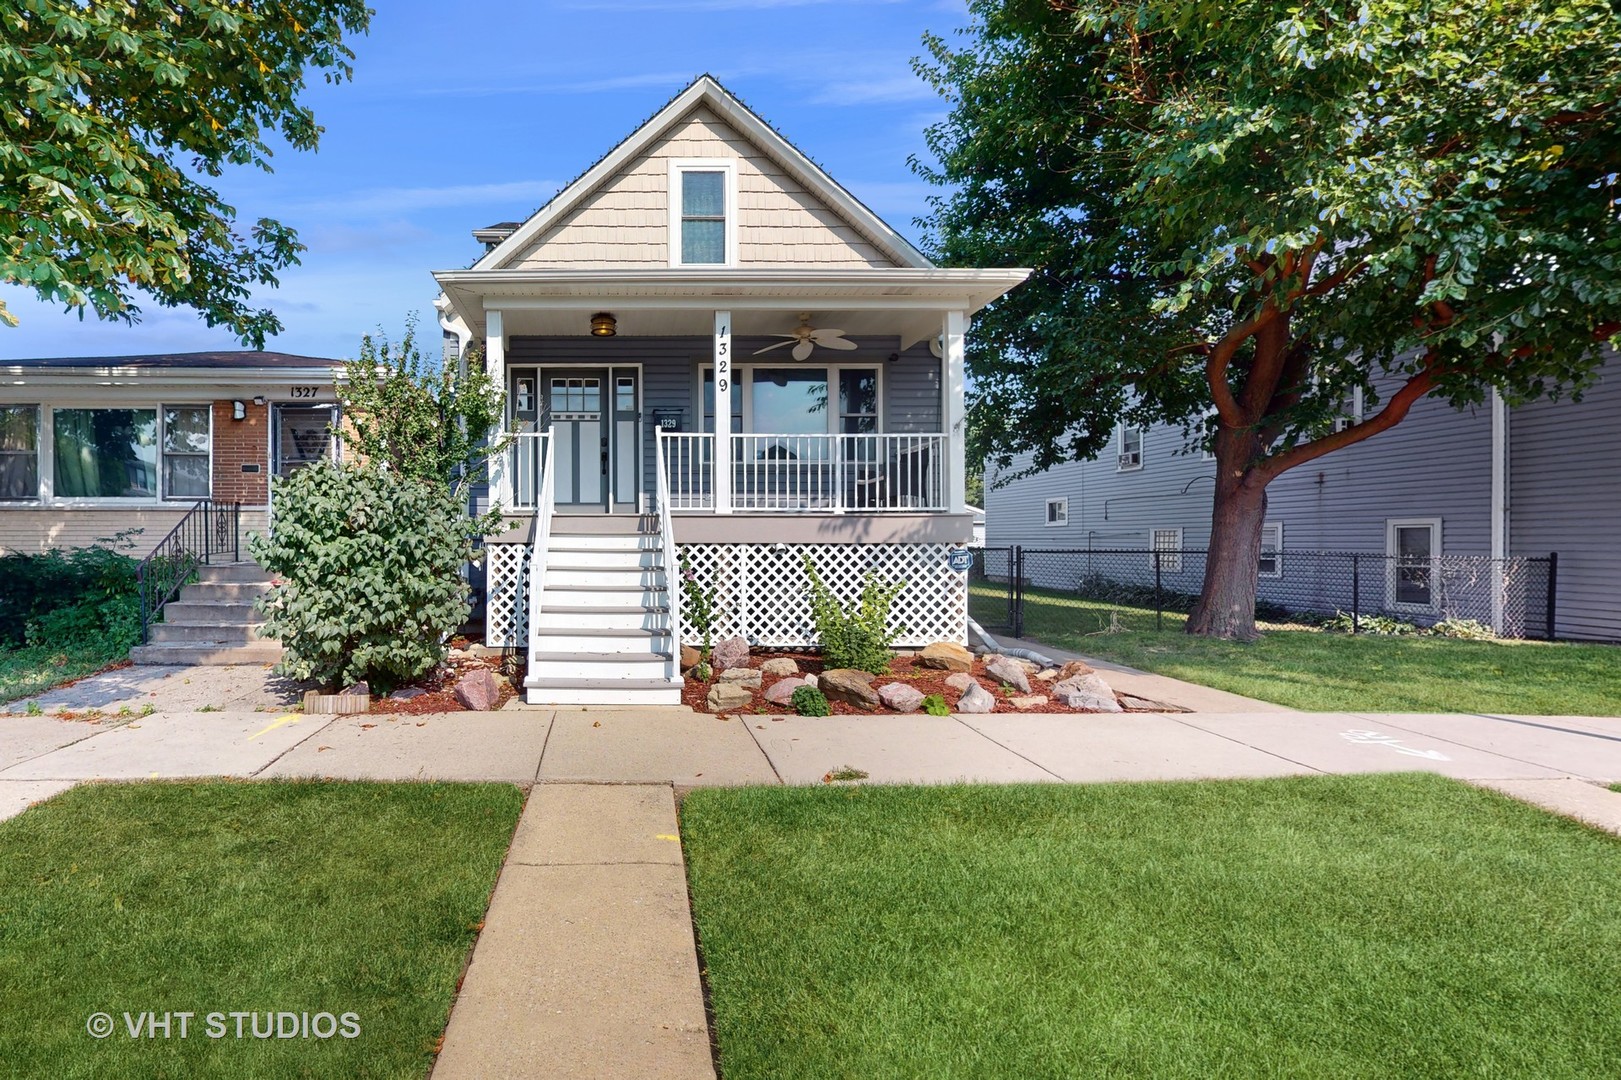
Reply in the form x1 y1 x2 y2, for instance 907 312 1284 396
1151 526 1183 573
1385 517 1442 613
0 401 214 506
1045 496 1068 527
668 159 738 268
1333 385 1366 432
1258 521 1284 579
1117 423 1144 471
700 361 884 435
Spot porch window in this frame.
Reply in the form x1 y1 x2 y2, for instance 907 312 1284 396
52 408 158 499
839 369 878 433
678 169 727 265
162 406 212 500
0 406 39 500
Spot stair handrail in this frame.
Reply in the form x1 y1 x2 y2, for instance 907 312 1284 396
655 428 683 664
522 427 556 684
137 499 241 643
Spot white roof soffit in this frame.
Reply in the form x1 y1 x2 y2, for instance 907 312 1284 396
470 76 934 274
0 366 342 387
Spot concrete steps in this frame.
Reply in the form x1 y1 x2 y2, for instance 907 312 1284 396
131 561 283 666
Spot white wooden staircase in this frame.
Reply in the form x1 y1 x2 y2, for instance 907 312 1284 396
522 516 683 705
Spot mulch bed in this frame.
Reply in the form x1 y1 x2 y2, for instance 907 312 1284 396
683 651 1135 715
367 653 517 715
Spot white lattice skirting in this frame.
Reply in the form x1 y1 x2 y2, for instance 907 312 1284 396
484 541 967 649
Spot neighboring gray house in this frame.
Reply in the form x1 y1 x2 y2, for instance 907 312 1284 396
984 350 1621 641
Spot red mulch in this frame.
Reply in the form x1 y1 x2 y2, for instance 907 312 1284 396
367 653 517 715
683 651 1128 715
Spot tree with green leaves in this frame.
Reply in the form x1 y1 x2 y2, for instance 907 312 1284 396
0 0 371 344
336 317 510 498
916 0 1621 638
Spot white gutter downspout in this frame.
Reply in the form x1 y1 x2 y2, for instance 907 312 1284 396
1490 387 1509 631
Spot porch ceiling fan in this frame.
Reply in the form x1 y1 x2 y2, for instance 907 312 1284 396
753 313 858 361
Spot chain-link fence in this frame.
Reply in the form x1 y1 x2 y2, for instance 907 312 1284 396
970 547 1556 640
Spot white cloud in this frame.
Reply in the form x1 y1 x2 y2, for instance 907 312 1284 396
811 74 936 106
286 180 563 219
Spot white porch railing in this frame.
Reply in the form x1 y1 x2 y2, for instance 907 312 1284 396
660 432 716 510
521 427 555 680
510 430 548 509
728 433 946 512
654 429 684 653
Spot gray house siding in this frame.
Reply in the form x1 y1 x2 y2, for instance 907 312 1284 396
1509 351 1621 640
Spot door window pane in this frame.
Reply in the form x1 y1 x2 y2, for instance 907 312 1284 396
163 406 211 499
53 409 158 498
0 405 39 499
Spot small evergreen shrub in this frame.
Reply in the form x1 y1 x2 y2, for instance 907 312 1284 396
803 556 905 675
922 693 950 716
251 462 490 692
791 685 830 717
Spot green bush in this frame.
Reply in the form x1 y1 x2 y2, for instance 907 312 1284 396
250 462 488 692
803 556 905 675
0 536 141 653
1318 610 1421 636
922 693 950 716
1431 618 1497 640
791 685 831 717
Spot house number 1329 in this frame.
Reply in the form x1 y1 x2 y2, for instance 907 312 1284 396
716 322 730 392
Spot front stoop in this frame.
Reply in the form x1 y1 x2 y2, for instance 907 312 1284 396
130 562 283 666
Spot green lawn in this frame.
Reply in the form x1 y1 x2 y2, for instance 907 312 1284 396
683 776 1621 1079
0 781 522 1079
972 583 1621 714
0 641 128 706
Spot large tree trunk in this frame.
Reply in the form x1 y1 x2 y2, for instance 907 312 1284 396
1186 462 1270 640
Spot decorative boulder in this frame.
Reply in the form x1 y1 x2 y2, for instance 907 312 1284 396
955 682 996 714
820 668 880 709
1034 668 1061 683
454 668 501 711
764 677 810 706
341 680 370 698
680 645 701 672
1057 660 1095 681
1009 694 1050 710
1052 672 1123 712
877 683 925 713
713 636 750 673
917 641 973 673
944 672 977 693
707 682 754 712
760 657 799 677
718 668 763 689
984 657 1031 694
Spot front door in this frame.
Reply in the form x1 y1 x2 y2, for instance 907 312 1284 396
542 369 640 512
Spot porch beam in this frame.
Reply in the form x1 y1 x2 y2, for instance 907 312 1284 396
486 309 511 508
480 296 984 313
713 310 733 514
944 309 968 516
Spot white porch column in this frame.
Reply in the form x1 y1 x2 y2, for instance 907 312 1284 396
943 309 968 515
713 310 733 514
486 309 511 508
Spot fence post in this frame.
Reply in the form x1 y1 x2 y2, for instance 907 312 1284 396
1351 553 1360 634
1545 552 1558 640
1154 551 1163 632
1010 546 1023 639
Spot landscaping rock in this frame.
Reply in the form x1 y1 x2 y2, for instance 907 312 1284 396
944 672 977 693
764 677 810 706
1052 672 1123 712
388 687 427 701
955 682 996 714
341 680 370 699
680 645 701 672
760 657 799 677
1009 694 1050 710
877 683 925 713
718 668 763 689
820 668 880 709
713 636 750 673
1013 658 1041 674
984 656 1031 694
453 668 501 711
1057 660 1095 681
707 682 754 712
917 641 973 672
1034 668 1061 683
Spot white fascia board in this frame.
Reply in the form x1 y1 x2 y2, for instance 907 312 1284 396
0 366 343 389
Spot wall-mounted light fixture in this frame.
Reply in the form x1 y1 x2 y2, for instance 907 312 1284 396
590 312 617 338
252 395 267 407
232 400 247 421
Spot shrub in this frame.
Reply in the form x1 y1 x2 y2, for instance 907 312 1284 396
791 685 830 717
679 556 718 665
250 462 490 692
922 693 950 716
803 556 905 675
1318 610 1420 635
1431 618 1497 640
0 535 141 653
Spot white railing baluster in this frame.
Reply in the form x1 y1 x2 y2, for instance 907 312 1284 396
721 433 947 513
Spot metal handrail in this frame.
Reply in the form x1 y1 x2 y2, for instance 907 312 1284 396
655 428 683 661
136 500 240 642
521 428 555 685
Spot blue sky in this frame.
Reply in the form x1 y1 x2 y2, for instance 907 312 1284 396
0 0 972 361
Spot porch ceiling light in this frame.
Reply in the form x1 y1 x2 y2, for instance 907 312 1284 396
590 312 617 337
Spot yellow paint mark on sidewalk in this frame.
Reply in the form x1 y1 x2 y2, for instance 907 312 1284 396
655 834 679 842
248 715 302 741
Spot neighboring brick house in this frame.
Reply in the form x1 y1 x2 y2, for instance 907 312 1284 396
0 352 345 556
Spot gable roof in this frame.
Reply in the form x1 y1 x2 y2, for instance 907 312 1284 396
474 75 933 272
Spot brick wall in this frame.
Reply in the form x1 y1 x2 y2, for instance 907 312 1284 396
211 400 269 506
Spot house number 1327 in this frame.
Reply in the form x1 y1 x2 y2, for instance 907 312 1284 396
289 386 319 399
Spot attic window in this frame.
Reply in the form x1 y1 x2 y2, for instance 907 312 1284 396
671 160 734 266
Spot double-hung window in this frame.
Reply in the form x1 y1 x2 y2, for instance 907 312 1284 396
1387 518 1440 611
0 405 39 500
1046 497 1068 526
161 406 212 499
671 161 734 266
1118 424 1144 470
1258 522 1283 578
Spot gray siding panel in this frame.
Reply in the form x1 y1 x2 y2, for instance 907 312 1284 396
1510 349 1621 640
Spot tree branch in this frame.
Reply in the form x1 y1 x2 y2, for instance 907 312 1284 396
1255 362 1440 480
